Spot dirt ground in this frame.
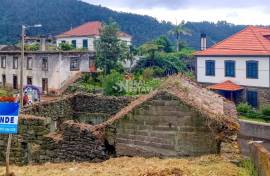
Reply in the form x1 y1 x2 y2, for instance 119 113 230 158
0 155 249 176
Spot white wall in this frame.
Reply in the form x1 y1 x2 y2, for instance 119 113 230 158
56 35 132 51
197 56 270 88
0 52 92 93
56 37 96 51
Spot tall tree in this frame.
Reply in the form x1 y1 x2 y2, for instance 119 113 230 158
169 21 192 52
95 20 127 74
154 36 173 53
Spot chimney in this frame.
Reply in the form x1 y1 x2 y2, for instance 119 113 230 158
200 33 207 51
40 36 46 51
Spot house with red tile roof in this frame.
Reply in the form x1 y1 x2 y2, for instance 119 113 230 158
56 21 132 51
194 26 270 107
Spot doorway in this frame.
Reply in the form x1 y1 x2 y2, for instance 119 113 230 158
27 76 32 85
13 75 18 89
42 78 48 94
2 74 6 87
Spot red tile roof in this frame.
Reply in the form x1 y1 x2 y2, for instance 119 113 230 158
195 26 270 56
56 21 131 38
207 80 243 91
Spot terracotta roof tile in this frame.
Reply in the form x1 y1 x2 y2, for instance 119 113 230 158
207 80 243 91
56 21 131 39
195 26 270 56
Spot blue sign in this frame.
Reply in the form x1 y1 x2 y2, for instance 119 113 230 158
0 103 20 134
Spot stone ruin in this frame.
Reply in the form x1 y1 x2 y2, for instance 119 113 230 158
0 75 239 165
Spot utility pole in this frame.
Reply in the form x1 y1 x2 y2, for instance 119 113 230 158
20 24 42 107
20 25 25 108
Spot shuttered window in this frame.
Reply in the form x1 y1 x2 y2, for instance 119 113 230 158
205 60 215 76
225 60 235 77
246 61 258 79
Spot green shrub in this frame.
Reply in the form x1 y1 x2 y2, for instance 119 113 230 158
239 159 257 176
142 68 154 80
237 103 253 113
25 43 40 51
260 105 270 116
102 70 125 96
58 43 74 51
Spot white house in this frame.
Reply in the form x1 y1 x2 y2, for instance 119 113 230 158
56 21 132 51
195 26 270 107
0 49 95 95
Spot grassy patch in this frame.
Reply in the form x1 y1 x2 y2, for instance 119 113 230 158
239 115 270 123
238 159 258 176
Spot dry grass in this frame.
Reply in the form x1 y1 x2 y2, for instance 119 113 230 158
0 155 249 176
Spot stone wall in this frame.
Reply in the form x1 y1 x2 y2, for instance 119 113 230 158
249 143 270 176
23 93 132 126
40 121 109 163
0 116 50 165
0 117 109 165
112 92 220 157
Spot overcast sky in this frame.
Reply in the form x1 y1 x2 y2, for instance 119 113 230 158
82 0 270 25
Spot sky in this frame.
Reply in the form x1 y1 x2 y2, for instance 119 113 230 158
82 0 270 25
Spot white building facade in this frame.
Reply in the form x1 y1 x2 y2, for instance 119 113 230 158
195 26 270 107
0 51 95 95
56 21 132 52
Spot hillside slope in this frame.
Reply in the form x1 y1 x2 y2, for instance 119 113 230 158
0 0 245 48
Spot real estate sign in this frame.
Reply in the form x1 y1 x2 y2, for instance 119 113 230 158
0 103 20 134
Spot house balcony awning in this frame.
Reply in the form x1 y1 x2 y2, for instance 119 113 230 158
207 80 243 91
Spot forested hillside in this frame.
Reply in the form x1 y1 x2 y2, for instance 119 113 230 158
0 0 246 49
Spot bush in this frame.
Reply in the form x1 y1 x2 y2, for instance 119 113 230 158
237 103 253 113
142 68 154 80
58 43 74 51
25 43 40 51
102 70 125 96
260 105 270 116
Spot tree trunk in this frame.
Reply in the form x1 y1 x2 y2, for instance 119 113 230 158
176 34 180 52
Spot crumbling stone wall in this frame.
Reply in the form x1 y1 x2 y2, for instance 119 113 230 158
23 93 132 126
40 121 109 163
0 116 50 165
0 118 109 165
112 92 220 157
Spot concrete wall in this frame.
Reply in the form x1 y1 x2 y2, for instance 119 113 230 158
197 56 270 88
249 143 270 176
239 120 270 155
113 92 220 157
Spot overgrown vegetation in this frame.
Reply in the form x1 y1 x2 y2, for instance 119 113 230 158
237 103 270 123
238 159 258 176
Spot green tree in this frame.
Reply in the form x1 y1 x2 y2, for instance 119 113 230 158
95 20 127 74
169 21 192 52
154 36 172 53
139 42 163 60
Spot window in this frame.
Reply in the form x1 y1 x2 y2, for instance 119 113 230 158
13 57 18 69
61 40 66 43
83 39 88 49
70 57 80 71
1 56 6 68
71 40 76 48
246 90 258 107
246 61 258 79
225 60 235 77
27 57 33 70
205 60 215 76
27 76 32 85
42 57 48 71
